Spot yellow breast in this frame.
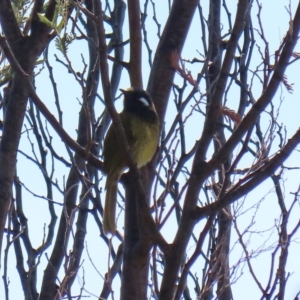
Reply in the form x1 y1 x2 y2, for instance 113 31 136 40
124 113 159 167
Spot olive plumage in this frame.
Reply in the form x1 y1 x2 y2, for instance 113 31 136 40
103 88 160 235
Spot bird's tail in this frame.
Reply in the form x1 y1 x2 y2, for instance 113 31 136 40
103 181 118 236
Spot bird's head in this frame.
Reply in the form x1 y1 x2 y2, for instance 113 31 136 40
121 88 158 122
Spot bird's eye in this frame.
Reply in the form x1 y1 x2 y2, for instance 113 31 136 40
138 97 150 106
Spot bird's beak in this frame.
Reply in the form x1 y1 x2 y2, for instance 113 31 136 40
120 88 127 95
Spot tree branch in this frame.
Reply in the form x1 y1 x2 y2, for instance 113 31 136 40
127 0 143 87
196 127 300 218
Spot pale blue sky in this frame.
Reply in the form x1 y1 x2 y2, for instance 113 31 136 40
1 1 300 299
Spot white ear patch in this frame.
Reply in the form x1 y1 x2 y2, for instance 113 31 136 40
139 97 150 106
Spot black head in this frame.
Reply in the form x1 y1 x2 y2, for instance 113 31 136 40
121 88 158 123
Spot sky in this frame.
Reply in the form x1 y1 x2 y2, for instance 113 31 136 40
1 0 300 299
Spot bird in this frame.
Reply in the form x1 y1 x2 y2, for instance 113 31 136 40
102 88 160 236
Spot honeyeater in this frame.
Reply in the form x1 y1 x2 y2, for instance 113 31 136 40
103 88 160 236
